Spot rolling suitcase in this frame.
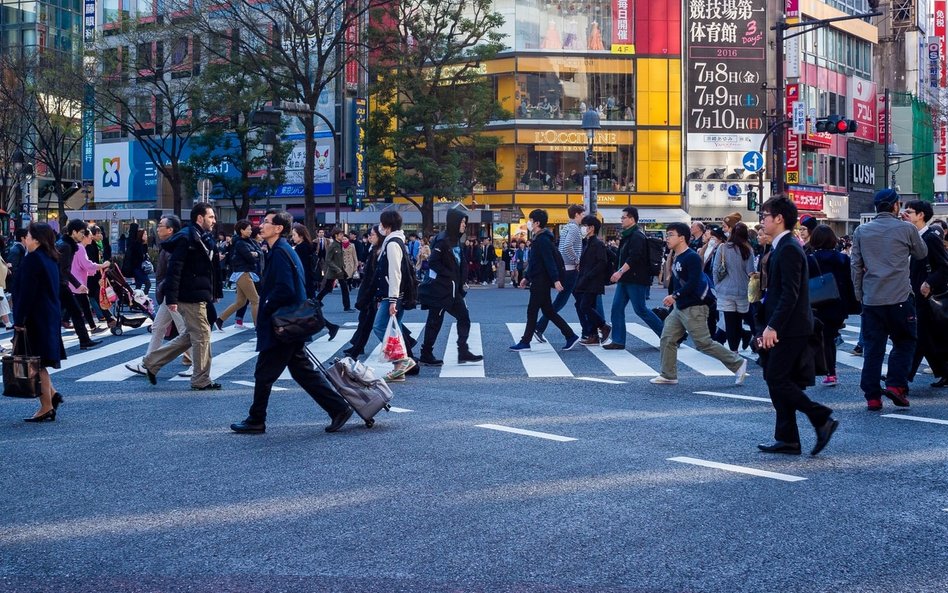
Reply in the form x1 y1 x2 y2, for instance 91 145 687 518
308 351 393 428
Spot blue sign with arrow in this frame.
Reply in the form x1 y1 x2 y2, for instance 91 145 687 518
742 151 764 173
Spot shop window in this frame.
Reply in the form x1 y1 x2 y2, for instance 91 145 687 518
837 157 846 188
829 156 837 186
515 144 634 192
514 0 618 52
513 72 634 121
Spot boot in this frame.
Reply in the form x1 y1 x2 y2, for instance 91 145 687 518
419 351 443 366
458 348 484 364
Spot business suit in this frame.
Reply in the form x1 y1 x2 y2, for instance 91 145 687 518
910 225 948 381
761 234 833 445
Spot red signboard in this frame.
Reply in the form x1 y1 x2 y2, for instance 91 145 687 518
937 0 947 87
785 0 799 18
345 23 359 90
937 121 948 178
877 93 889 145
788 185 824 211
612 0 633 52
850 77 877 143
785 84 800 185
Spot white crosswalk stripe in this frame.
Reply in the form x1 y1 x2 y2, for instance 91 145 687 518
506 323 572 378
440 322 485 378
567 323 656 377
624 323 733 377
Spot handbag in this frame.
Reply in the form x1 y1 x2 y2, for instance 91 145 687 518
747 272 761 303
929 291 948 325
271 250 327 343
141 255 154 275
715 246 728 282
808 256 840 305
2 330 43 398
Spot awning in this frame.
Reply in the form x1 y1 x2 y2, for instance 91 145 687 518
519 207 570 224
599 208 690 224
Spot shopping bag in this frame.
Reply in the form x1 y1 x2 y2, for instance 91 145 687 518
379 315 407 363
2 330 42 398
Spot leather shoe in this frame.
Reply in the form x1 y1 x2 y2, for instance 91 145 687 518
145 367 158 385
231 420 266 434
325 407 353 433
327 323 340 341
80 339 102 350
757 441 802 455
932 377 948 388
602 342 625 350
191 382 222 391
810 418 839 456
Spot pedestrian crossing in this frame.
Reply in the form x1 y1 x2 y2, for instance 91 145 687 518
14 319 880 385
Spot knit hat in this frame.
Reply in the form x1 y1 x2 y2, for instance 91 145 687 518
799 215 818 232
722 211 742 228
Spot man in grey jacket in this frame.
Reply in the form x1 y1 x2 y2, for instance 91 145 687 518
535 204 585 342
851 189 928 411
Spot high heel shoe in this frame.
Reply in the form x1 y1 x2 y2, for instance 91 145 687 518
24 409 56 423
52 392 64 410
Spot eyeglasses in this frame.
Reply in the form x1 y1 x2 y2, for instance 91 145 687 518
759 212 773 222
261 219 274 225
904 209 916 215
81 229 91 236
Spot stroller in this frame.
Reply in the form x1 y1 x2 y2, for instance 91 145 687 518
101 265 154 336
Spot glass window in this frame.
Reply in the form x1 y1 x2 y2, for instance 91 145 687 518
103 0 119 23
513 72 634 121
514 0 617 52
829 156 837 186
516 145 635 191
838 157 846 188
171 37 188 67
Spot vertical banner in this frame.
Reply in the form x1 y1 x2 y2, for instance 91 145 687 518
936 0 947 87
877 93 888 146
82 84 95 181
685 0 767 151
785 83 800 185
344 23 359 91
352 98 367 207
848 77 877 143
611 0 634 54
935 121 948 194
785 0 799 19
83 0 95 44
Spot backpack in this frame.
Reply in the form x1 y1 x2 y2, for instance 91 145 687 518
646 235 664 277
551 246 567 282
388 237 419 309
604 246 618 285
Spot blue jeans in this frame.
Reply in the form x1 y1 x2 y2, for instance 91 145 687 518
537 270 577 334
611 282 664 344
860 298 917 398
372 300 405 344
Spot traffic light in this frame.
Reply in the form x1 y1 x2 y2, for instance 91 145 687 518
815 115 857 134
746 190 758 211
346 187 355 207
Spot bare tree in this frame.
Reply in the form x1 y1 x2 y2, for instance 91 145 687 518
193 0 380 229
0 53 85 225
0 93 25 216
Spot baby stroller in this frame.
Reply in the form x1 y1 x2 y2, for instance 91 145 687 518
101 265 154 336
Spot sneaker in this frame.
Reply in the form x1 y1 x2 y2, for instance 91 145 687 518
235 319 244 328
866 398 883 412
509 342 531 352
734 359 748 386
562 335 580 351
580 337 600 346
178 370 193 378
384 372 406 382
125 363 147 376
822 375 838 386
650 375 678 385
852 345 863 356
387 357 416 380
534 330 547 344
884 386 910 407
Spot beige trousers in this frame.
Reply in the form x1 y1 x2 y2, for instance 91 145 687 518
143 301 212 387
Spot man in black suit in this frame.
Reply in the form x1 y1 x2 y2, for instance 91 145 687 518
904 200 948 387
757 197 838 456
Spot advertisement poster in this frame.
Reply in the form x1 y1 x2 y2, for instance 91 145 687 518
353 98 367 204
848 76 877 144
611 0 634 54
787 185 824 211
685 0 767 151
785 84 800 186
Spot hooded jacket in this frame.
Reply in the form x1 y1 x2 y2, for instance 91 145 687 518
420 208 468 309
162 224 223 305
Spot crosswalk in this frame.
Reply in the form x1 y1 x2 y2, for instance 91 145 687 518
10 317 884 387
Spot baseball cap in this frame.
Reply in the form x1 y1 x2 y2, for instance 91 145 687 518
873 188 900 207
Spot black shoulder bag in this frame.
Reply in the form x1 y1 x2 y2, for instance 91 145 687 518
272 250 327 343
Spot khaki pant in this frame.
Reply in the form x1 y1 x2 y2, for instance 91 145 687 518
659 304 744 381
143 301 212 387
217 272 259 325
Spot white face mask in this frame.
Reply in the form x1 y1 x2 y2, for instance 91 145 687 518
580 225 588 236
379 227 388 237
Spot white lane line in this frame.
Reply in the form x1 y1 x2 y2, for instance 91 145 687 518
341 323 426 381
476 423 577 442
568 323 656 377
277 330 356 380
343 321 359 327
50 334 154 375
506 323 573 378
232 380 286 391
441 322 485 378
78 326 247 382
881 414 948 426
626 323 732 376
576 376 627 385
668 457 807 482
694 390 771 403
171 338 258 381
388 406 413 413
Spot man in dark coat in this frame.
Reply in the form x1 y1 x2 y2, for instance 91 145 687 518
418 208 484 366
231 210 352 434
56 219 99 349
904 200 948 387
574 215 610 345
141 203 223 390
757 197 838 456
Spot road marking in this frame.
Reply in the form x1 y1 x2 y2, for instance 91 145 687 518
506 323 573 378
388 406 413 413
232 380 286 391
172 339 258 381
668 457 807 482
360 322 425 369
626 324 732 376
476 423 576 442
568 323 656 376
278 328 360 380
576 377 627 384
343 321 359 327
50 333 155 375
881 414 948 426
441 322 485 378
694 390 771 403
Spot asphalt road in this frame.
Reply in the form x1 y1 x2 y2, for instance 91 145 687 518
1 283 946 593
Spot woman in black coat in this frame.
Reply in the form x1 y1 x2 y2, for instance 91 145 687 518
121 223 150 294
808 225 858 385
13 223 67 422
574 215 610 344
290 224 318 299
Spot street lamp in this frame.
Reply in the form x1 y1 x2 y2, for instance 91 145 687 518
581 107 601 214
261 128 277 210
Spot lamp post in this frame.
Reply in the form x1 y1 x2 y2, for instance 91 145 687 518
581 107 601 215
261 128 277 210
11 149 34 228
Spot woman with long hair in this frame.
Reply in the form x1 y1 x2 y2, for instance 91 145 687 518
12 223 67 422
121 223 151 294
215 220 262 328
809 224 858 386
712 222 757 352
290 223 317 299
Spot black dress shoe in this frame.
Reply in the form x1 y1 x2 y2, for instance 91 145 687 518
191 382 222 391
419 353 443 366
325 407 353 433
327 323 340 341
24 409 56 423
458 350 484 363
145 367 158 385
79 340 102 350
932 377 948 388
52 392 63 411
231 420 266 433
214 318 224 331
811 418 839 456
757 441 802 455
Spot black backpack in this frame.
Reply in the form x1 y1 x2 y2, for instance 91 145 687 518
604 246 618 285
388 237 419 309
551 245 567 282
646 235 664 277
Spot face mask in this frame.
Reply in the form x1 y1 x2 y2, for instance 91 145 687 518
580 226 588 236
379 227 387 237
